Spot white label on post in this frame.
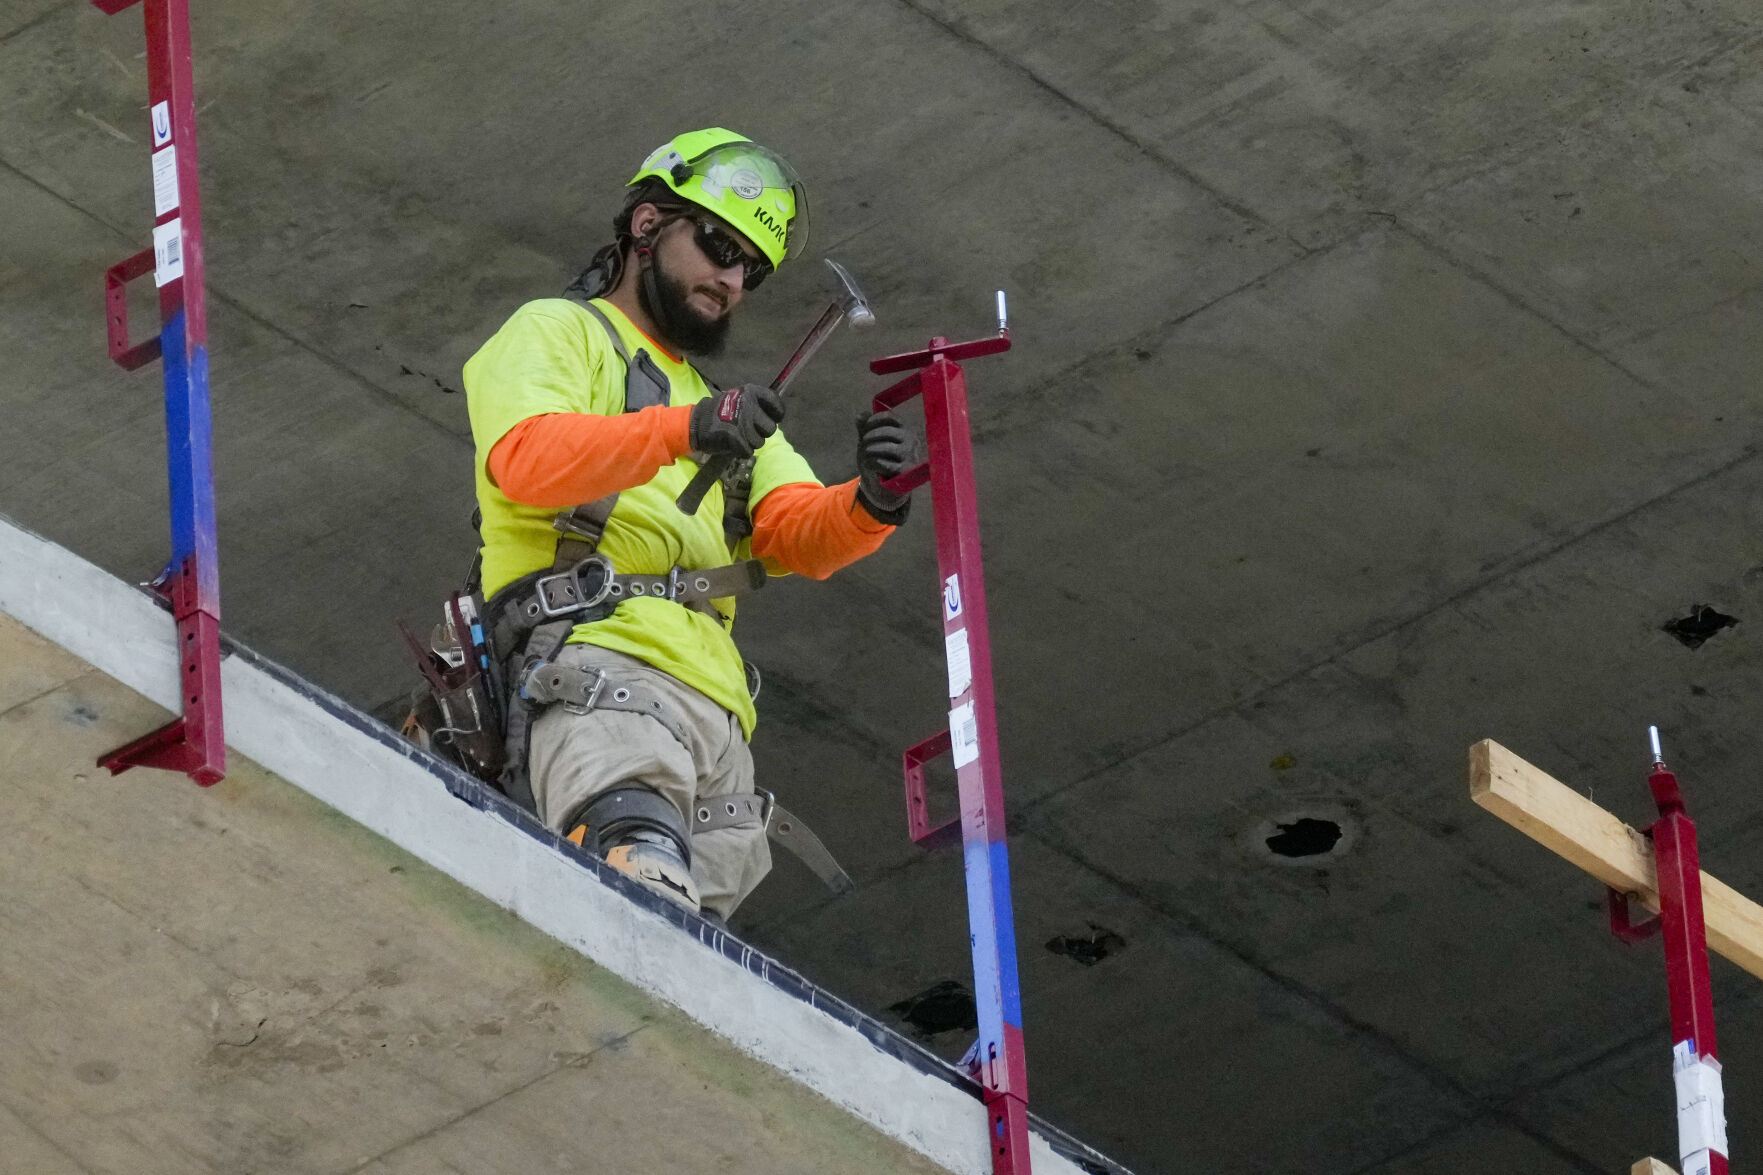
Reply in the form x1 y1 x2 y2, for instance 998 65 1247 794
1675 1053 1727 1162
151 144 179 216
152 218 184 287
945 628 972 699
150 101 172 147
949 702 979 769
943 573 963 620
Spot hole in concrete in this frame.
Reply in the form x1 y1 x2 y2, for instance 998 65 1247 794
1045 924 1126 967
1662 605 1737 649
1266 818 1342 858
888 980 976 1037
1245 806 1359 867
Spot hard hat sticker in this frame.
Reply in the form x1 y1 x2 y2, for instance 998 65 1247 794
731 168 763 199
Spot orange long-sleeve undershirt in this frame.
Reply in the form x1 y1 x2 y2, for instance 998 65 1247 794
487 410 893 581
489 405 695 507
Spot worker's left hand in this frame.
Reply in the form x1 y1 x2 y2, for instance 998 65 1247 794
854 410 921 525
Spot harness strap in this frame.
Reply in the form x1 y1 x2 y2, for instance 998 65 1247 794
546 300 672 568
690 792 855 894
518 662 694 748
495 617 575 811
519 661 853 894
552 497 618 570
492 557 765 647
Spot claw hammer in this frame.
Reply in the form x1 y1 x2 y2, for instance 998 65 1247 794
676 258 876 515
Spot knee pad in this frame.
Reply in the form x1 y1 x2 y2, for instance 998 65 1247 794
570 786 692 867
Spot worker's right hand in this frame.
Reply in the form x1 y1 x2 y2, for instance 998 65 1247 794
689 384 784 458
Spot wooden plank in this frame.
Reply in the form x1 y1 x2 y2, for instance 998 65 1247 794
1631 1158 1678 1175
1470 739 1763 984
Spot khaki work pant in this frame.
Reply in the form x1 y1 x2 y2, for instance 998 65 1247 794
528 644 772 918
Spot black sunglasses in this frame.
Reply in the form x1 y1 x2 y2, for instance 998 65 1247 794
688 217 773 290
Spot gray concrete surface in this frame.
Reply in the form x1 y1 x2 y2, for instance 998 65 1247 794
3 1 1762 1170
0 612 952 1175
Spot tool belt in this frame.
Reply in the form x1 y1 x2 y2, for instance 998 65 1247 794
479 553 766 813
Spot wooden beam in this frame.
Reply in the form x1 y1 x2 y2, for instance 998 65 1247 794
1470 739 1763 984
1632 1158 1678 1175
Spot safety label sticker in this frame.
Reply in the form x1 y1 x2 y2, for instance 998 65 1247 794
151 145 179 216
943 573 963 620
944 627 972 699
949 701 979 769
152 218 184 287
150 101 171 147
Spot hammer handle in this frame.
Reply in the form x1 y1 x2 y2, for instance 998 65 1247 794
676 302 850 515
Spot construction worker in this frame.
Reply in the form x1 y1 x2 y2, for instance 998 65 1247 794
461 129 914 920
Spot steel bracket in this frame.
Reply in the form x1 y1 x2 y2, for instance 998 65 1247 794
902 730 961 848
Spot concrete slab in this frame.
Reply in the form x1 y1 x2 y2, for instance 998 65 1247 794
755 836 1474 1174
0 0 63 38
1406 50 1763 350
0 618 957 1175
1354 1117 1592 1175
1026 746 1666 1099
913 0 1763 247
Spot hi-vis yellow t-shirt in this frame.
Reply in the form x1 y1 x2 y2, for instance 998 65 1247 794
462 297 819 737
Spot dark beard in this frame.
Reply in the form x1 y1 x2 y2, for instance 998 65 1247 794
638 253 731 357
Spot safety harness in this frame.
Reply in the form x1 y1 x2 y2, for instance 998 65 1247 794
411 299 852 894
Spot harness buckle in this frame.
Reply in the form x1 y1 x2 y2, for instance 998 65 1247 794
560 667 607 715
533 554 615 618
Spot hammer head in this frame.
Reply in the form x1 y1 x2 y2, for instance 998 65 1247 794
824 258 875 328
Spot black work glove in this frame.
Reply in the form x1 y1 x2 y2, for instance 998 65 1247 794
854 410 922 526
690 383 785 459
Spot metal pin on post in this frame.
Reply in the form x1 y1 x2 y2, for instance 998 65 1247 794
1650 724 1665 767
996 290 1009 334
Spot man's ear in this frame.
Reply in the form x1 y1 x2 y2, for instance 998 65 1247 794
630 202 663 239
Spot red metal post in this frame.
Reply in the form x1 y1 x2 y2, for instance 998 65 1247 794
92 0 226 786
873 304 1032 1174
1645 743 1727 1175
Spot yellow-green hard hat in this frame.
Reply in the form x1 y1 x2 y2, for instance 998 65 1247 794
630 128 808 270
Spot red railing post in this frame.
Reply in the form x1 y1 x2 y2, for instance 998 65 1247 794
91 0 225 786
1611 729 1728 1175
872 296 1031 1174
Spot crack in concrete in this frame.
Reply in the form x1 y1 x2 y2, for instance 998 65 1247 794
1391 218 1666 393
339 1023 650 1172
888 0 1289 243
1019 405 1763 829
0 2 71 50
